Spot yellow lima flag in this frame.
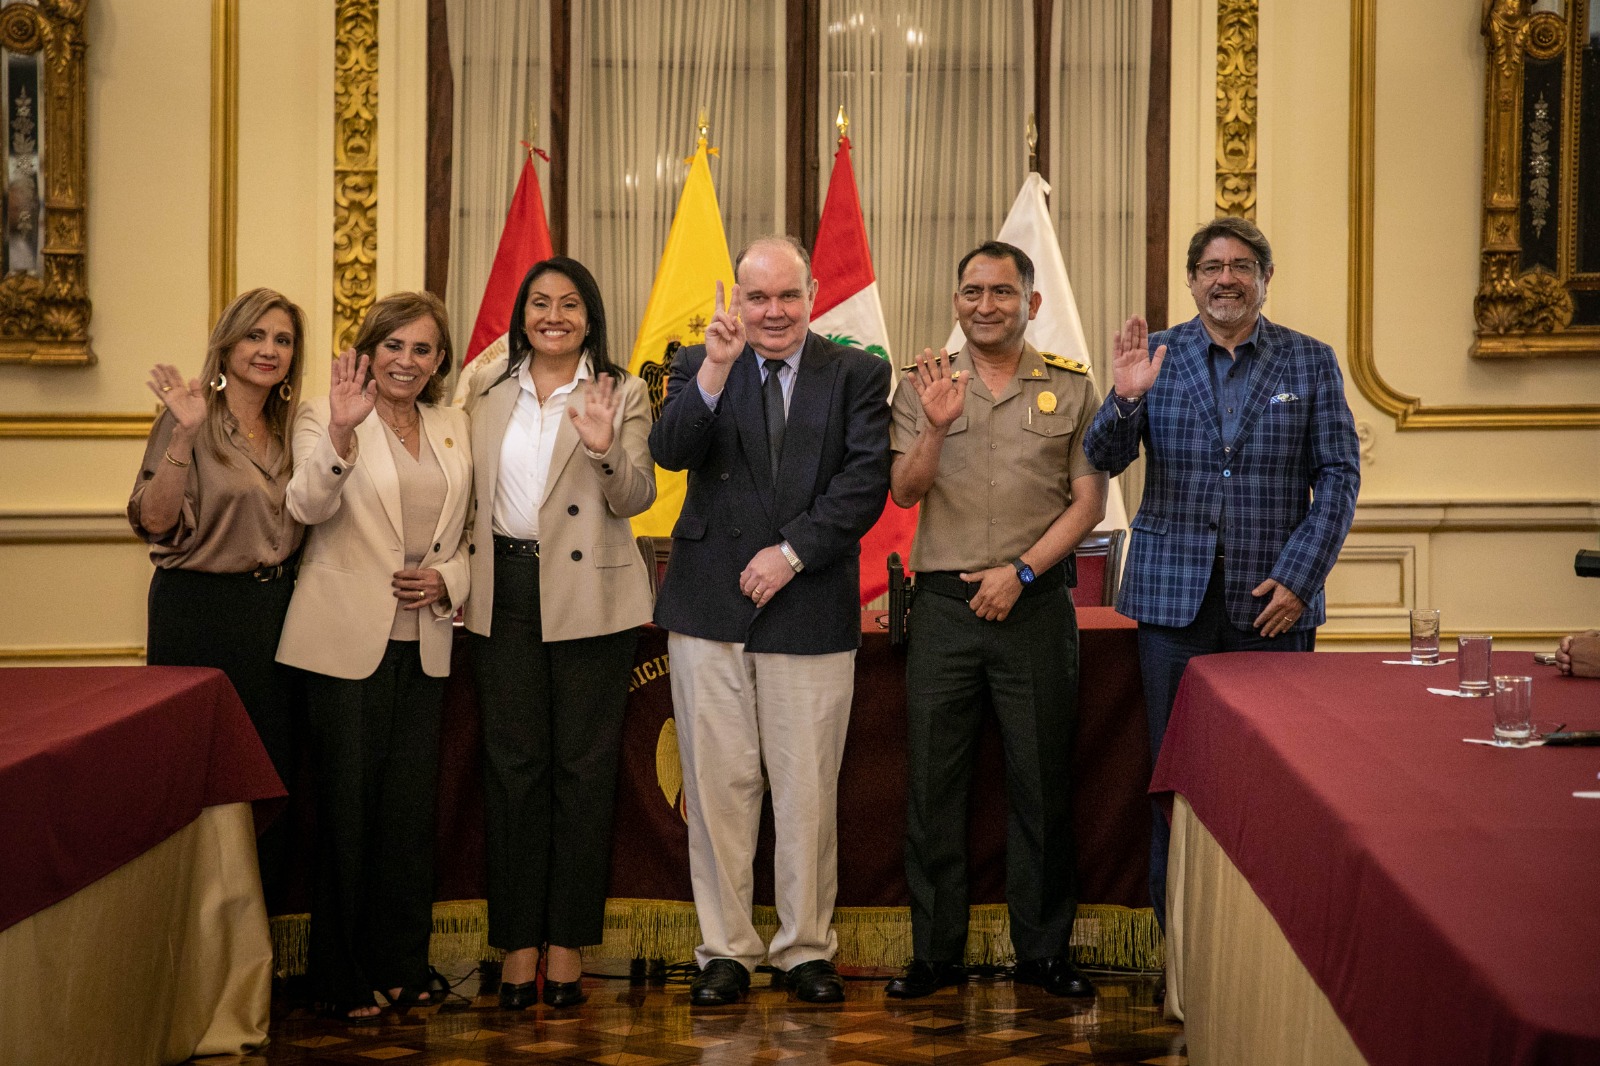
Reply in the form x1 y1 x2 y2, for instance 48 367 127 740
629 134 735 538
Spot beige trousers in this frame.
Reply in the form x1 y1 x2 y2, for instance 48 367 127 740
668 632 855 973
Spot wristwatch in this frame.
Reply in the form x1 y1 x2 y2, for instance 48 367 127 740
1011 558 1036 585
779 540 804 573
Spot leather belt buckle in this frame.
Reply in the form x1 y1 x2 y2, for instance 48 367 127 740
251 563 283 583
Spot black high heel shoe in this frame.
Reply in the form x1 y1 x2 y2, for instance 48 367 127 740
542 978 587 1008
499 979 540 1009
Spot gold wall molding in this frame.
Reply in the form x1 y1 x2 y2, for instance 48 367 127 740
1215 0 1257 218
0 644 143 662
1350 497 1600 533
333 0 378 354
209 0 237 322
0 411 152 437
0 0 93 366
1345 0 1600 429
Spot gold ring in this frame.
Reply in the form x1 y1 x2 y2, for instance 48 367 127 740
415 590 424 599
161 385 172 392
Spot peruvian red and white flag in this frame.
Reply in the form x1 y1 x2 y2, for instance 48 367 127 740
946 172 1128 529
454 145 554 404
811 135 916 603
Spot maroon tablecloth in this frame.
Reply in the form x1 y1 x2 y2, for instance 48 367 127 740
347 606 1149 914
1151 651 1600 1066
0 667 287 931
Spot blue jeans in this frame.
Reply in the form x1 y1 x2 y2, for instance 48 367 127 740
1136 560 1314 930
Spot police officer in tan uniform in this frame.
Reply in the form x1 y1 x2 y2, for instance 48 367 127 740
884 240 1108 1000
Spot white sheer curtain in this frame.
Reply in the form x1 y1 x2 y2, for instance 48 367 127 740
1051 0 1150 515
444 0 552 352
568 0 786 355
819 2 1032 359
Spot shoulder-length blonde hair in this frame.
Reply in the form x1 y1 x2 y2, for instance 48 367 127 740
351 291 454 406
198 288 308 464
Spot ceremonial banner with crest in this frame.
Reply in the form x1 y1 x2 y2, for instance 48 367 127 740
628 136 736 538
811 134 916 602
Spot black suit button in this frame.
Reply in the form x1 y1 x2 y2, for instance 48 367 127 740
433 542 441 552
1208 522 1218 531
731 528 741 538
602 466 613 475
719 472 729 481
571 550 583 561
568 504 580 515
331 465 342 475
468 544 476 555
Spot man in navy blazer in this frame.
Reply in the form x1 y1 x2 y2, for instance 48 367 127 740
1082 217 1360 934
650 235 891 1006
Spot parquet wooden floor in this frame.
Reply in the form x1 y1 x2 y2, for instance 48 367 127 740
197 965 1184 1065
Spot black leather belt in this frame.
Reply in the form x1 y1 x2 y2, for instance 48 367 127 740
249 561 294 583
494 534 540 558
916 561 1069 602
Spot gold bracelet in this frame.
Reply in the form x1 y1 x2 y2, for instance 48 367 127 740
163 449 191 468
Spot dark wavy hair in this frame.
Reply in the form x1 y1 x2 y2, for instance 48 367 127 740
497 256 626 388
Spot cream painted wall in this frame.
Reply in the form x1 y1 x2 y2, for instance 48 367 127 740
0 1 372 663
1162 0 1600 649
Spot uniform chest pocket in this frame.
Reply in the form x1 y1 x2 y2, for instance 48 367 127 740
936 415 970 476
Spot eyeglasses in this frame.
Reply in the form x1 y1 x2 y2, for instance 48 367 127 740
1195 259 1261 280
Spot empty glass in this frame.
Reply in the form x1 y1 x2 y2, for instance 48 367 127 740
1493 675 1532 743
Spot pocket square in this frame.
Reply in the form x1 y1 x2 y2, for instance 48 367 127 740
1269 392 1301 404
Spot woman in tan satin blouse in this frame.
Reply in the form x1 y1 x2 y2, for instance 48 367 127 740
128 286 308 911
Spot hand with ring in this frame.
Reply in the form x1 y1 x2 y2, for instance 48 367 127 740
738 545 796 608
393 567 447 610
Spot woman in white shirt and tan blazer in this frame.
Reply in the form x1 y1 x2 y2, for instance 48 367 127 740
277 291 471 1020
462 257 655 1010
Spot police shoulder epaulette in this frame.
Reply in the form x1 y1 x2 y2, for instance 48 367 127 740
1038 351 1090 374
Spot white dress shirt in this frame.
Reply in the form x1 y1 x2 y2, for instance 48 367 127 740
492 356 592 540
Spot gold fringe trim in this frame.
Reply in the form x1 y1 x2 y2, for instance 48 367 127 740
270 899 1163 977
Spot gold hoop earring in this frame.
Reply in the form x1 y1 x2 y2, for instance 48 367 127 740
211 372 227 392
279 381 294 401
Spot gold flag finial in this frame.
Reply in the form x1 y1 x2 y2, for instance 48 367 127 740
686 110 720 162
1026 112 1038 171
835 104 849 143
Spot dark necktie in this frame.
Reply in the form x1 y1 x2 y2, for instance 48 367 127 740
762 358 786 482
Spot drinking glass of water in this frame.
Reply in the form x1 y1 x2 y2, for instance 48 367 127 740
1409 609 1440 664
1458 634 1493 696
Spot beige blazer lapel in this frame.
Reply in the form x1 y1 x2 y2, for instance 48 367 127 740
419 404 466 553
542 381 584 498
356 411 404 541
470 375 519 518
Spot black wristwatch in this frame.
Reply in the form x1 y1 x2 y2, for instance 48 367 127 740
1011 558 1036 585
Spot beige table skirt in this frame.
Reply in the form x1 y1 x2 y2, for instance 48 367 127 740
0 802 273 1066
1166 795 1368 1066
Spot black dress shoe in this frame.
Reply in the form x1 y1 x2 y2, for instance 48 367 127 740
690 958 750 1006
498 979 539 1009
783 959 845 1003
1014 956 1095 998
543 978 587 1008
885 959 968 998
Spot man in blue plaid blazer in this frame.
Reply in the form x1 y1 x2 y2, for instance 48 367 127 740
1082 217 1360 933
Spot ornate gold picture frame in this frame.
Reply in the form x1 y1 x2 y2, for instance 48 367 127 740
0 0 89 366
1472 0 1600 359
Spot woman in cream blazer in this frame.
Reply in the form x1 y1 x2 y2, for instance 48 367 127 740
278 291 471 1020
462 257 655 1010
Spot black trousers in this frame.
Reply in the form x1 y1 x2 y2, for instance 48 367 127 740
1136 558 1314 930
303 641 444 1004
146 564 299 912
469 551 637 952
903 581 1080 963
